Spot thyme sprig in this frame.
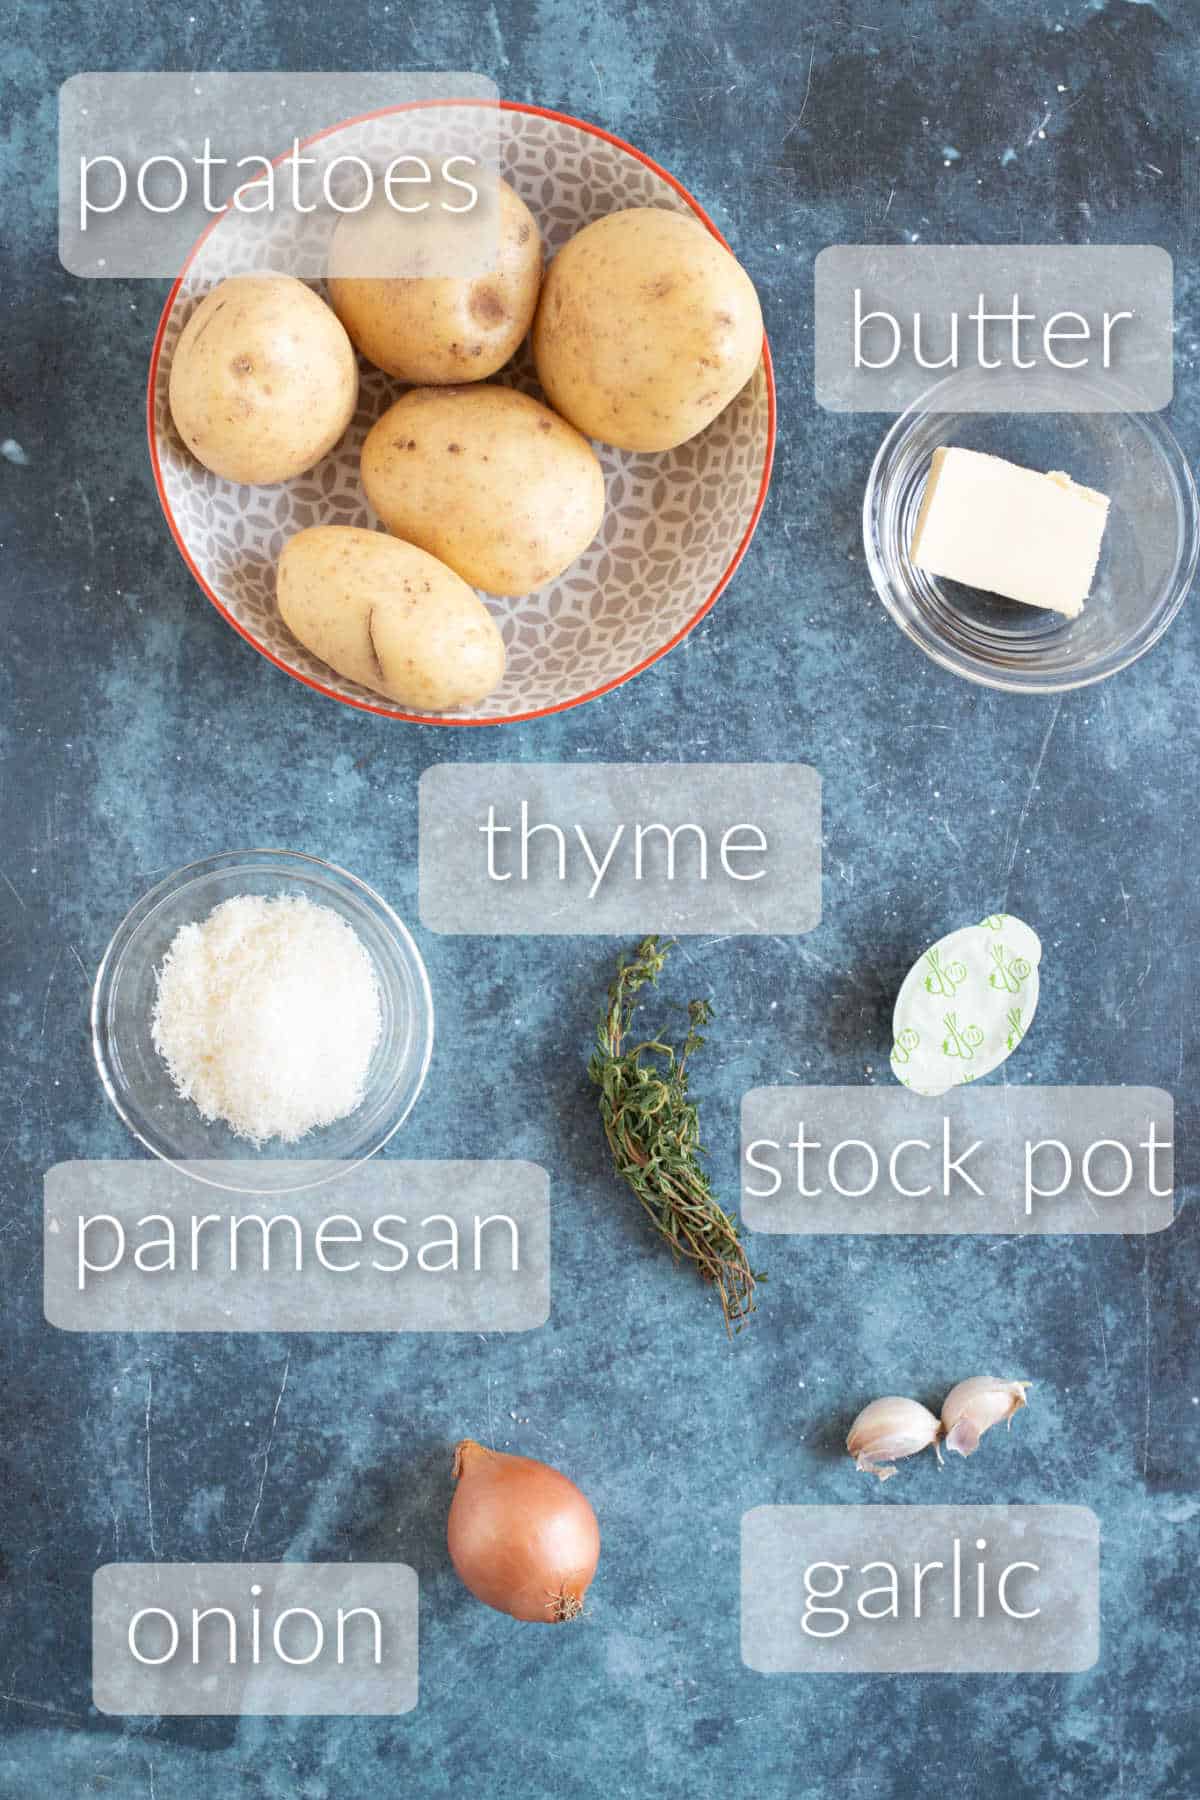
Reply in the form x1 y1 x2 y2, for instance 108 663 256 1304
588 936 761 1334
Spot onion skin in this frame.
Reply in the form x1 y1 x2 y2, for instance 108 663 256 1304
448 1439 600 1623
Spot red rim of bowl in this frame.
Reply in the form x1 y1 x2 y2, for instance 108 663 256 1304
147 98 778 728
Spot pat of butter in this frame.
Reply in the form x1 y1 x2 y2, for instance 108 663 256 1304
909 446 1109 618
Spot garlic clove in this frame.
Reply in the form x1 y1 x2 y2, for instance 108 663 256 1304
941 1377 1031 1458
846 1396 943 1483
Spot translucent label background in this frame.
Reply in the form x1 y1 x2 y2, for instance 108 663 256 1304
814 245 1173 410
741 1085 1174 1233
418 762 822 935
93 1563 418 1715
742 1507 1100 1673
46 1160 549 1331
59 73 499 277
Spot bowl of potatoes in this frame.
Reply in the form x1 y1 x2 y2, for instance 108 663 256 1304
148 102 775 724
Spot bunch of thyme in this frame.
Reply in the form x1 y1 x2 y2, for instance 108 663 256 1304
588 935 761 1333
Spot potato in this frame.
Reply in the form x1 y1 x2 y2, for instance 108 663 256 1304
532 207 763 452
169 275 358 485
328 177 542 383
361 385 605 597
277 526 505 713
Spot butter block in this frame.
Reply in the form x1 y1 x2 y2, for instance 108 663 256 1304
909 445 1109 618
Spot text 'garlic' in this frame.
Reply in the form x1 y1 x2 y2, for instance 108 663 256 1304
941 1377 1031 1458
845 1396 943 1484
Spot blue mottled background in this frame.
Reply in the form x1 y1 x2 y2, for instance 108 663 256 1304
1 1 1198 1794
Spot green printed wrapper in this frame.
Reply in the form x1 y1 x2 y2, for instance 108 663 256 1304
890 914 1041 1097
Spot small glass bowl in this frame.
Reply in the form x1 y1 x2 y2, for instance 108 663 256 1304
92 849 434 1195
863 367 1199 692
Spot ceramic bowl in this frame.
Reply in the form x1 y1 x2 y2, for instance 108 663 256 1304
148 102 775 725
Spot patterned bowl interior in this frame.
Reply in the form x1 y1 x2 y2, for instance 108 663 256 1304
150 105 773 723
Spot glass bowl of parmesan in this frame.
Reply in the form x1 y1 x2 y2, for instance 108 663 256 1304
92 850 434 1195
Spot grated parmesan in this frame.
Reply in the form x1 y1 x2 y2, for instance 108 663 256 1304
151 893 382 1146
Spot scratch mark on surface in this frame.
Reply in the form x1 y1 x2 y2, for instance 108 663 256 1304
1089 1269 1110 1377
1141 1253 1151 1481
144 1371 157 1557
1025 108 1052 147
782 45 816 141
0 1690 82 1720
1001 697 1062 908
39 946 63 1042
241 1353 291 1557
73 478 96 576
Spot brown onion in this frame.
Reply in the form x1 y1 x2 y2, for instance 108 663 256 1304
448 1439 600 1623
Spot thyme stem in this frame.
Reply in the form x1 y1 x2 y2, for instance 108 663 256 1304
588 936 761 1334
